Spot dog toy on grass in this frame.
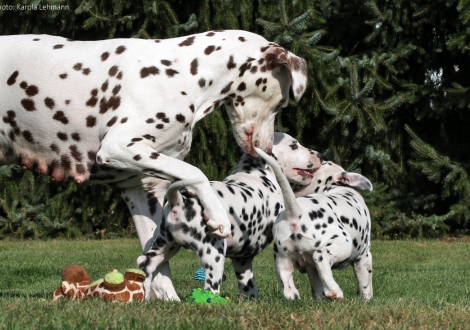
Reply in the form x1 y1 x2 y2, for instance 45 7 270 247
52 265 145 302
194 267 226 282
52 265 92 301
186 288 231 305
86 269 145 302
194 267 205 282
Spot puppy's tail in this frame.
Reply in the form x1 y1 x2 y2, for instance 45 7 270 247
255 147 303 231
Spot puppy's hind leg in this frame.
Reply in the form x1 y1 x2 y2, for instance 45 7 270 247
275 254 300 299
305 266 326 300
313 249 344 300
232 257 258 298
353 250 373 299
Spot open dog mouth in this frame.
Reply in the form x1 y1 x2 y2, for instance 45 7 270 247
294 167 317 178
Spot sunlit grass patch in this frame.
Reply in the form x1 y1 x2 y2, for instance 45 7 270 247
0 239 469 329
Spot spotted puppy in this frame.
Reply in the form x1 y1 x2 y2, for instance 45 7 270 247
0 31 307 300
256 147 373 300
137 132 322 300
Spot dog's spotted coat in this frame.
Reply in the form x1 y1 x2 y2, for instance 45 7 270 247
137 133 322 300
0 31 307 300
256 148 373 301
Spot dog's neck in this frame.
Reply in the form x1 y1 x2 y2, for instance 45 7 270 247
231 153 268 174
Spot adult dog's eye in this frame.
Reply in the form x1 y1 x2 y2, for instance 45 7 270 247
290 142 298 150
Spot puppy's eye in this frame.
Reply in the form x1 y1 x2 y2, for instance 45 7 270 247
290 142 298 150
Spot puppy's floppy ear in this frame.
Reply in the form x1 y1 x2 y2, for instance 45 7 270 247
333 172 373 191
264 46 308 102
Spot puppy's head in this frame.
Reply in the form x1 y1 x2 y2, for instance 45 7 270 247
271 132 322 185
294 161 373 196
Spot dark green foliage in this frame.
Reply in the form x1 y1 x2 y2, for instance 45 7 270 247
258 0 470 238
0 0 468 239
0 165 132 239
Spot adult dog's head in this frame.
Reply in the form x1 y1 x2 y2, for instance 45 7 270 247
221 34 307 156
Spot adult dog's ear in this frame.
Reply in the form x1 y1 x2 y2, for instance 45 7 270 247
333 172 373 191
264 46 308 102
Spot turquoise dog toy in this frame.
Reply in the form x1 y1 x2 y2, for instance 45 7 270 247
194 267 226 282
194 267 205 282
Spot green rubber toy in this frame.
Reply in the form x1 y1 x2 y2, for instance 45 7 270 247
186 288 230 305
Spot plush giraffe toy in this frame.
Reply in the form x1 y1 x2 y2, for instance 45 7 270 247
52 265 145 302
86 269 145 302
52 265 93 301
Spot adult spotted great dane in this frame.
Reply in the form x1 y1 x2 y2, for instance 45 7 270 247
0 30 307 299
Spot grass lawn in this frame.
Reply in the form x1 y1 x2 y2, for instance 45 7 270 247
0 239 469 329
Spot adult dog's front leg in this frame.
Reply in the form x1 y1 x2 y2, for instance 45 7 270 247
122 182 169 253
97 139 231 238
137 245 181 301
122 183 180 301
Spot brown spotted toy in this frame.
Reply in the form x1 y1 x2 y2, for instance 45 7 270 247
52 265 145 302
52 265 92 301
86 269 145 302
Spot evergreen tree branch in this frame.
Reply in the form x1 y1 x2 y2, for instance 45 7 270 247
256 18 285 32
288 9 312 32
278 0 289 26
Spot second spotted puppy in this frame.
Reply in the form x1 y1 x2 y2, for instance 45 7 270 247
256 147 373 301
138 133 322 300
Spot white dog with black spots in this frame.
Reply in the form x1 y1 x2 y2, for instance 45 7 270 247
0 31 307 300
256 147 373 301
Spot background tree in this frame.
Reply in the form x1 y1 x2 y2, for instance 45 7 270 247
0 0 468 239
